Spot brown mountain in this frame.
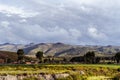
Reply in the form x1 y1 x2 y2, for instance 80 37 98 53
0 43 119 57
24 43 120 57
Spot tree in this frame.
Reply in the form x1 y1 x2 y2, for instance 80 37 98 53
17 49 24 63
36 51 43 63
115 52 120 63
84 51 95 64
95 57 101 64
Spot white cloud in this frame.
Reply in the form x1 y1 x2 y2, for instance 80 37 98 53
69 0 120 7
19 19 27 23
70 0 100 5
0 24 82 44
69 28 81 39
0 4 39 18
0 0 119 45
0 21 10 28
88 27 107 39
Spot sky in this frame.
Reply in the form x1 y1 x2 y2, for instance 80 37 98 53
0 0 120 45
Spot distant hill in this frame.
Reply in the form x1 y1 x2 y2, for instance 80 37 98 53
23 43 120 57
0 43 119 57
0 51 17 61
0 43 35 52
24 43 73 56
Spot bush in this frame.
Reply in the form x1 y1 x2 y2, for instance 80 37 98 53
117 68 120 72
71 74 86 80
56 74 86 80
113 73 120 80
56 76 73 80
23 77 38 80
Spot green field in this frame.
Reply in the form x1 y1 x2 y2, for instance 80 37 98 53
0 64 119 80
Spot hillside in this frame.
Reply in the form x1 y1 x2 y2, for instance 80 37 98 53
0 43 35 52
0 51 17 61
24 43 73 56
0 43 119 57
24 43 120 57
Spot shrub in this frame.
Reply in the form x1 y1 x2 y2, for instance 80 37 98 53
56 75 73 80
117 68 120 72
113 73 120 80
23 77 38 80
71 74 86 80
56 74 86 80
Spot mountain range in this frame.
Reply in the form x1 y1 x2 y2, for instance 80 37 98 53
0 43 119 57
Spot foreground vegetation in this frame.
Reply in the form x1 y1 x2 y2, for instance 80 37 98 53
0 64 119 79
1 50 120 79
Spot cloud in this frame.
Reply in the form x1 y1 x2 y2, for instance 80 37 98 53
21 26 81 44
69 28 81 39
19 19 27 23
88 27 107 39
0 0 119 45
0 4 39 18
0 21 10 28
0 24 82 44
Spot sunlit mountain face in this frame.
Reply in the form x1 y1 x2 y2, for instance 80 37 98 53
0 0 120 45
0 42 119 57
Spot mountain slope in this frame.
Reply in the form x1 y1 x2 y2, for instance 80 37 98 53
24 43 120 57
24 43 73 56
0 43 120 57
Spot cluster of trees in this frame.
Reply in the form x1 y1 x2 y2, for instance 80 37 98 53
115 52 120 63
36 51 44 63
16 49 120 64
71 51 120 64
84 51 95 64
70 51 97 64
17 49 43 63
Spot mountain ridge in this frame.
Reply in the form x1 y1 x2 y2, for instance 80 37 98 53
0 43 119 57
